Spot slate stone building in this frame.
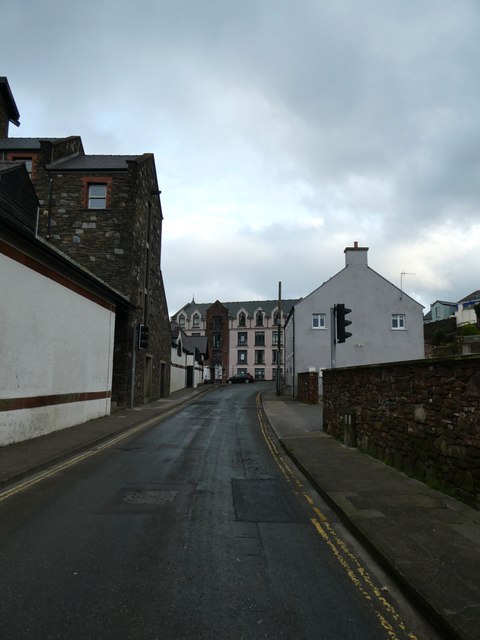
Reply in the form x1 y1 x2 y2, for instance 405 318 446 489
0 77 171 407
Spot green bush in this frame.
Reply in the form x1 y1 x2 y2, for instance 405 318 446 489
460 323 480 336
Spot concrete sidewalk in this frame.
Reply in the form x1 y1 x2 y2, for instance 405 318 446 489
261 389 480 640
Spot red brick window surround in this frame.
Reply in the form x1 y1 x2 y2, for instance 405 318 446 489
81 176 112 209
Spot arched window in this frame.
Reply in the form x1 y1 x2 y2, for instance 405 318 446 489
179 314 185 328
192 313 200 328
238 312 246 327
274 310 280 325
256 311 264 326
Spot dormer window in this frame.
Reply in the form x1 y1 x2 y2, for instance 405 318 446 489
178 314 186 328
255 311 264 326
238 312 246 327
192 313 200 328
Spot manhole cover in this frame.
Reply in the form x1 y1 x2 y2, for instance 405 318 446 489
122 490 178 505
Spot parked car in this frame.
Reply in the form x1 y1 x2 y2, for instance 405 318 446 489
227 373 255 384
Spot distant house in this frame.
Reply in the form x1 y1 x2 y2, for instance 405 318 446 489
0 77 171 408
424 300 457 324
284 243 425 396
172 297 299 382
0 161 132 446
455 290 480 328
170 327 207 393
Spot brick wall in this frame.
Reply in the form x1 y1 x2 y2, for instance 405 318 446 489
323 356 480 508
297 371 319 404
206 302 229 381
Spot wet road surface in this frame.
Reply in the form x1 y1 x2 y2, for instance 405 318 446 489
0 385 424 639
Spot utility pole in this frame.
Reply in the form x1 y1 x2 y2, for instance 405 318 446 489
276 281 282 396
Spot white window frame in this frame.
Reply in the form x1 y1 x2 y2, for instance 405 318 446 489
88 183 108 209
391 314 406 330
312 313 326 329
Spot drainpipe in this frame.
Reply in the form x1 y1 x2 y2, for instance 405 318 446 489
35 206 40 238
46 178 53 240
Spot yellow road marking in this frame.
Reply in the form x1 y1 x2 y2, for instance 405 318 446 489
0 407 181 504
256 392 418 640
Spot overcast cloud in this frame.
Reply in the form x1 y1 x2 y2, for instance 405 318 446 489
3 0 480 314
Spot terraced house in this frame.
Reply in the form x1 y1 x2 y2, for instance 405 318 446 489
172 298 299 383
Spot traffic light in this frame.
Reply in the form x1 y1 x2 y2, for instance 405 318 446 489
335 304 352 343
138 323 149 350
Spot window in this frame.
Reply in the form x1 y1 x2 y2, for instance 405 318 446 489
312 313 326 329
238 312 246 327
254 368 265 380
255 350 265 365
178 314 185 328
237 350 247 364
392 314 406 330
82 176 112 209
213 335 221 348
255 311 264 326
213 315 222 331
238 332 248 345
255 331 265 346
192 313 200 328
272 350 282 364
272 332 283 347
273 310 280 325
88 183 108 209
237 368 247 376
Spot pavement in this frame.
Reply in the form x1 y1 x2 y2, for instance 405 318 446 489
1 383 479 640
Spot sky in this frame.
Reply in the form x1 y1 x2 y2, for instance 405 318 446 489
2 0 480 316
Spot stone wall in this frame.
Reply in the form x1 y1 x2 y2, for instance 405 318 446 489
323 355 480 508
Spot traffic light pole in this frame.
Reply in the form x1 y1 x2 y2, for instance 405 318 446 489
330 306 336 369
130 323 137 409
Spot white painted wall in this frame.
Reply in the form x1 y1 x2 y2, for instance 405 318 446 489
0 252 115 446
285 250 425 389
456 303 477 327
170 342 204 393
170 345 187 393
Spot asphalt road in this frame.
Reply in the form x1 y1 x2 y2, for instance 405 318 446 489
0 385 423 639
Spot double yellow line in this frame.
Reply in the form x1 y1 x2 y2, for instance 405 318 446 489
0 407 180 505
256 392 418 640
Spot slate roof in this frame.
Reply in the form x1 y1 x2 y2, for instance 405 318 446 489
183 334 208 357
458 290 480 303
0 162 38 233
0 137 67 149
174 298 300 320
48 154 141 171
